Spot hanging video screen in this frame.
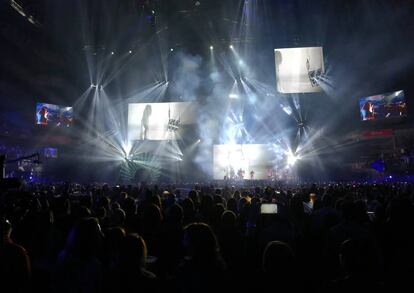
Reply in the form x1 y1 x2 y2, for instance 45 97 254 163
35 103 73 127
359 90 407 121
213 144 274 180
128 102 197 141
274 47 324 93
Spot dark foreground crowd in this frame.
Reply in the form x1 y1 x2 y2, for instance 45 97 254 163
1 181 414 293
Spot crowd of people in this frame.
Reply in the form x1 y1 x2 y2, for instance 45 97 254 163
1 181 414 292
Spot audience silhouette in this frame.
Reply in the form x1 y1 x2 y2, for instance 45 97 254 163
1 182 413 292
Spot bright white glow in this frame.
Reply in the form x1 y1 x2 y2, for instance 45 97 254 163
111 51 114 55
170 48 174 52
129 50 132 54
197 139 201 143
286 151 299 166
210 46 214 50
274 47 324 93
229 45 234 49
127 102 197 141
239 60 244 66
229 94 238 99
122 142 133 158
213 144 272 180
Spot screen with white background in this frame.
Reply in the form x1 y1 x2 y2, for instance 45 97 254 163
274 47 324 93
128 102 196 141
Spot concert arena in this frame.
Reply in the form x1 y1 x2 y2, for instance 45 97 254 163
1 1 414 292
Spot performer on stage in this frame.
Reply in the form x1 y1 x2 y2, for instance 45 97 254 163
140 104 152 140
37 106 49 125
229 166 235 180
237 168 245 180
250 170 255 180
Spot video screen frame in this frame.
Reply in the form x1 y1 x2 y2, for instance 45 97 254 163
36 102 73 127
127 102 197 141
274 46 325 94
359 90 407 121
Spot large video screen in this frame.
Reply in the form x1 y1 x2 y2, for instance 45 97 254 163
274 47 324 93
128 102 197 141
359 90 407 121
36 103 73 127
213 144 274 180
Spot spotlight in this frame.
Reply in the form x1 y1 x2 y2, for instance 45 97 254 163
170 48 174 52
210 45 214 50
229 94 238 99
239 60 244 65
229 45 233 49
129 50 132 54
197 139 201 143
287 151 299 167
111 51 114 55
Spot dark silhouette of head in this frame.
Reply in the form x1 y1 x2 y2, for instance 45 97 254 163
141 203 162 233
339 238 378 276
263 241 295 276
119 233 148 270
64 217 103 259
226 198 238 214
221 210 237 230
183 222 220 263
111 208 126 227
166 203 184 225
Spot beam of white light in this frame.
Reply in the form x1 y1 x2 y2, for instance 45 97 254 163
286 151 300 167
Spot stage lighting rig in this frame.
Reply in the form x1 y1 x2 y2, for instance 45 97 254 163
167 118 181 133
140 0 156 27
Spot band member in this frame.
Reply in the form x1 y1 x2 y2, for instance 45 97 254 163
140 104 152 140
237 168 245 180
229 166 235 180
267 168 274 181
37 106 49 125
250 170 255 180
361 100 374 120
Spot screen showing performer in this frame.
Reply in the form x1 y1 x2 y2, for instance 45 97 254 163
274 47 324 93
36 103 73 127
128 102 197 141
359 90 406 121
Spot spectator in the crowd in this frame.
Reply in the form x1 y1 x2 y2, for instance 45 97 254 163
159 204 184 278
175 222 228 293
0 218 32 293
52 217 104 293
261 241 301 292
217 211 243 273
109 234 158 293
323 238 383 292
